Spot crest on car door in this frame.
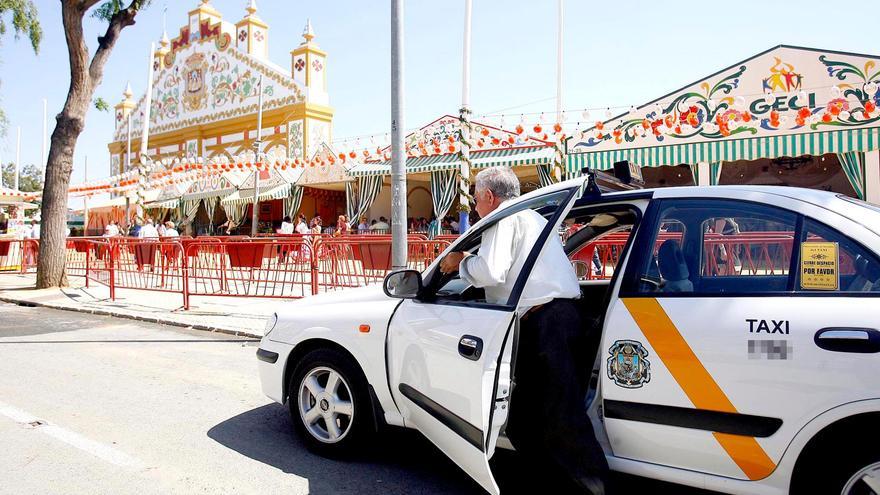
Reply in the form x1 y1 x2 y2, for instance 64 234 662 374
607 340 651 388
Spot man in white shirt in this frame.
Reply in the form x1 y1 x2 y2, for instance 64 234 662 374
28 220 40 239
105 221 120 237
138 219 159 239
279 216 295 235
163 221 179 237
370 216 390 231
439 167 607 495
295 214 309 235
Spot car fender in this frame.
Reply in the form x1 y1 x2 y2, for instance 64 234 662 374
764 398 880 491
270 300 404 428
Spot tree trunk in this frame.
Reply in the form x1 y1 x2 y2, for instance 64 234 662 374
35 0 138 288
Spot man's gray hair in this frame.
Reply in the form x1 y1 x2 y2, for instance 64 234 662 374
475 166 520 200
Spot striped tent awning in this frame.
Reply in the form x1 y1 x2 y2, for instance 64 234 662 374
145 198 180 210
182 187 235 202
349 145 555 177
220 183 292 206
567 127 880 172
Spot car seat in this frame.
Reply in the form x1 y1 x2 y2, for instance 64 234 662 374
846 254 880 292
657 239 693 292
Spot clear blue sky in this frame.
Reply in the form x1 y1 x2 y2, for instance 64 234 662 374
0 0 877 195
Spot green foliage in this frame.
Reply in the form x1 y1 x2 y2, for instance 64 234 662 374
91 0 152 22
0 0 41 53
94 97 110 112
1 162 43 192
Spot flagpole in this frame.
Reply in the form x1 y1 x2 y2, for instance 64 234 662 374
250 74 264 237
552 0 565 182
83 155 89 236
136 42 155 225
458 0 473 234
15 126 20 191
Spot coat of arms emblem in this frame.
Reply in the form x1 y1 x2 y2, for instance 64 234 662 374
607 340 651 388
183 52 208 112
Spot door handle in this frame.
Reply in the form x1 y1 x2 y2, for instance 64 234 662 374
458 335 483 361
815 327 880 353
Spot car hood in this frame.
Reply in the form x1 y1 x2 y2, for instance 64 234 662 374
270 284 401 343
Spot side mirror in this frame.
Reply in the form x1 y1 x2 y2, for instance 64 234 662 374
383 269 423 299
571 260 590 280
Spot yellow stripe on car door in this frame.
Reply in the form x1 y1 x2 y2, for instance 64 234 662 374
622 297 776 480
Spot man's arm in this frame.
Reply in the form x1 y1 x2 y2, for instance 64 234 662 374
459 219 515 288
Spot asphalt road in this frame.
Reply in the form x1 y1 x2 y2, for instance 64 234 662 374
0 302 714 495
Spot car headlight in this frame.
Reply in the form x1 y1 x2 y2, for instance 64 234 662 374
264 312 278 336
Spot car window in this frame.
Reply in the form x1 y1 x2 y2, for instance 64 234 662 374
625 199 798 295
426 189 573 305
796 219 880 293
563 209 639 281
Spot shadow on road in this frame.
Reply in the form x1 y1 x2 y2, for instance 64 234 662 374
207 403 484 495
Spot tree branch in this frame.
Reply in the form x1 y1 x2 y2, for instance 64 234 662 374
88 2 137 84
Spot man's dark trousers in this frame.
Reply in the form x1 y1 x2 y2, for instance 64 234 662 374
506 298 609 494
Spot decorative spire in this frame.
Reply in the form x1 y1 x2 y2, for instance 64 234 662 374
123 82 133 100
302 19 314 43
246 0 257 15
160 29 170 47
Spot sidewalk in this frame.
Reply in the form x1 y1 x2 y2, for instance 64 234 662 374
0 274 281 338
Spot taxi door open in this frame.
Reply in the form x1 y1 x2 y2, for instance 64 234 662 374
385 184 584 494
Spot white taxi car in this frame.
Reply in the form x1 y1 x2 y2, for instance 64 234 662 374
257 175 880 495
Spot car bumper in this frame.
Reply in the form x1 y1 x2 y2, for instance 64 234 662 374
256 338 294 404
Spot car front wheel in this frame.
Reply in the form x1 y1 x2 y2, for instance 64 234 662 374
288 348 372 456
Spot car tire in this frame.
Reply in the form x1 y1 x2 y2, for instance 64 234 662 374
793 443 880 495
288 348 373 457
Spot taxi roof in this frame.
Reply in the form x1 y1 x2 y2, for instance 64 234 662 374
534 177 880 236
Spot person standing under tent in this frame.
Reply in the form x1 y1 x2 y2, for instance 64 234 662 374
280 216 295 235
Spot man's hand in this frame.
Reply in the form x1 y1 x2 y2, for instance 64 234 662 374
440 251 467 274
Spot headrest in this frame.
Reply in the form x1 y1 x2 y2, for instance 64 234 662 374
658 239 689 281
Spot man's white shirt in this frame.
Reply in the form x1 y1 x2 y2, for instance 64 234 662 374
280 221 294 234
138 224 159 239
458 207 579 308
295 221 309 234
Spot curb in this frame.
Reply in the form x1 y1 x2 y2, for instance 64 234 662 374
0 294 263 339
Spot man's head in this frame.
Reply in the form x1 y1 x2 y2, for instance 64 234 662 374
474 166 520 218
283 216 292 223
165 221 175 230
146 218 153 225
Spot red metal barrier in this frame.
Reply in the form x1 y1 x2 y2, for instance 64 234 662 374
314 237 450 292
0 239 39 274
110 238 186 298
81 238 114 298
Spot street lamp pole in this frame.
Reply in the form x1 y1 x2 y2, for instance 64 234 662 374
390 0 407 270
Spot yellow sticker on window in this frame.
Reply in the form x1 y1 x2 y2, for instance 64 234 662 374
800 242 839 290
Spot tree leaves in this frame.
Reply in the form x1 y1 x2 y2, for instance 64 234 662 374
0 0 42 53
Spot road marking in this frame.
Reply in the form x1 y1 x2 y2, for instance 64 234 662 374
0 400 143 469
623 298 776 481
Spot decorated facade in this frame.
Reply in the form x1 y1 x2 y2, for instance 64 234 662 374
566 45 880 203
108 0 332 175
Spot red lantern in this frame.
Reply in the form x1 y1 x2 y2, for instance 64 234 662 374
447 135 455 144
595 121 604 131
515 124 524 135
866 101 877 114
447 144 456 153
770 110 780 121
553 123 563 133
822 113 833 123
507 136 515 145
795 116 805 127
433 146 442 154
477 139 485 148
338 153 346 161
798 107 811 119
491 137 501 146
742 113 752 122
533 124 543 134
597 132 604 139
349 151 357 159
480 128 490 137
